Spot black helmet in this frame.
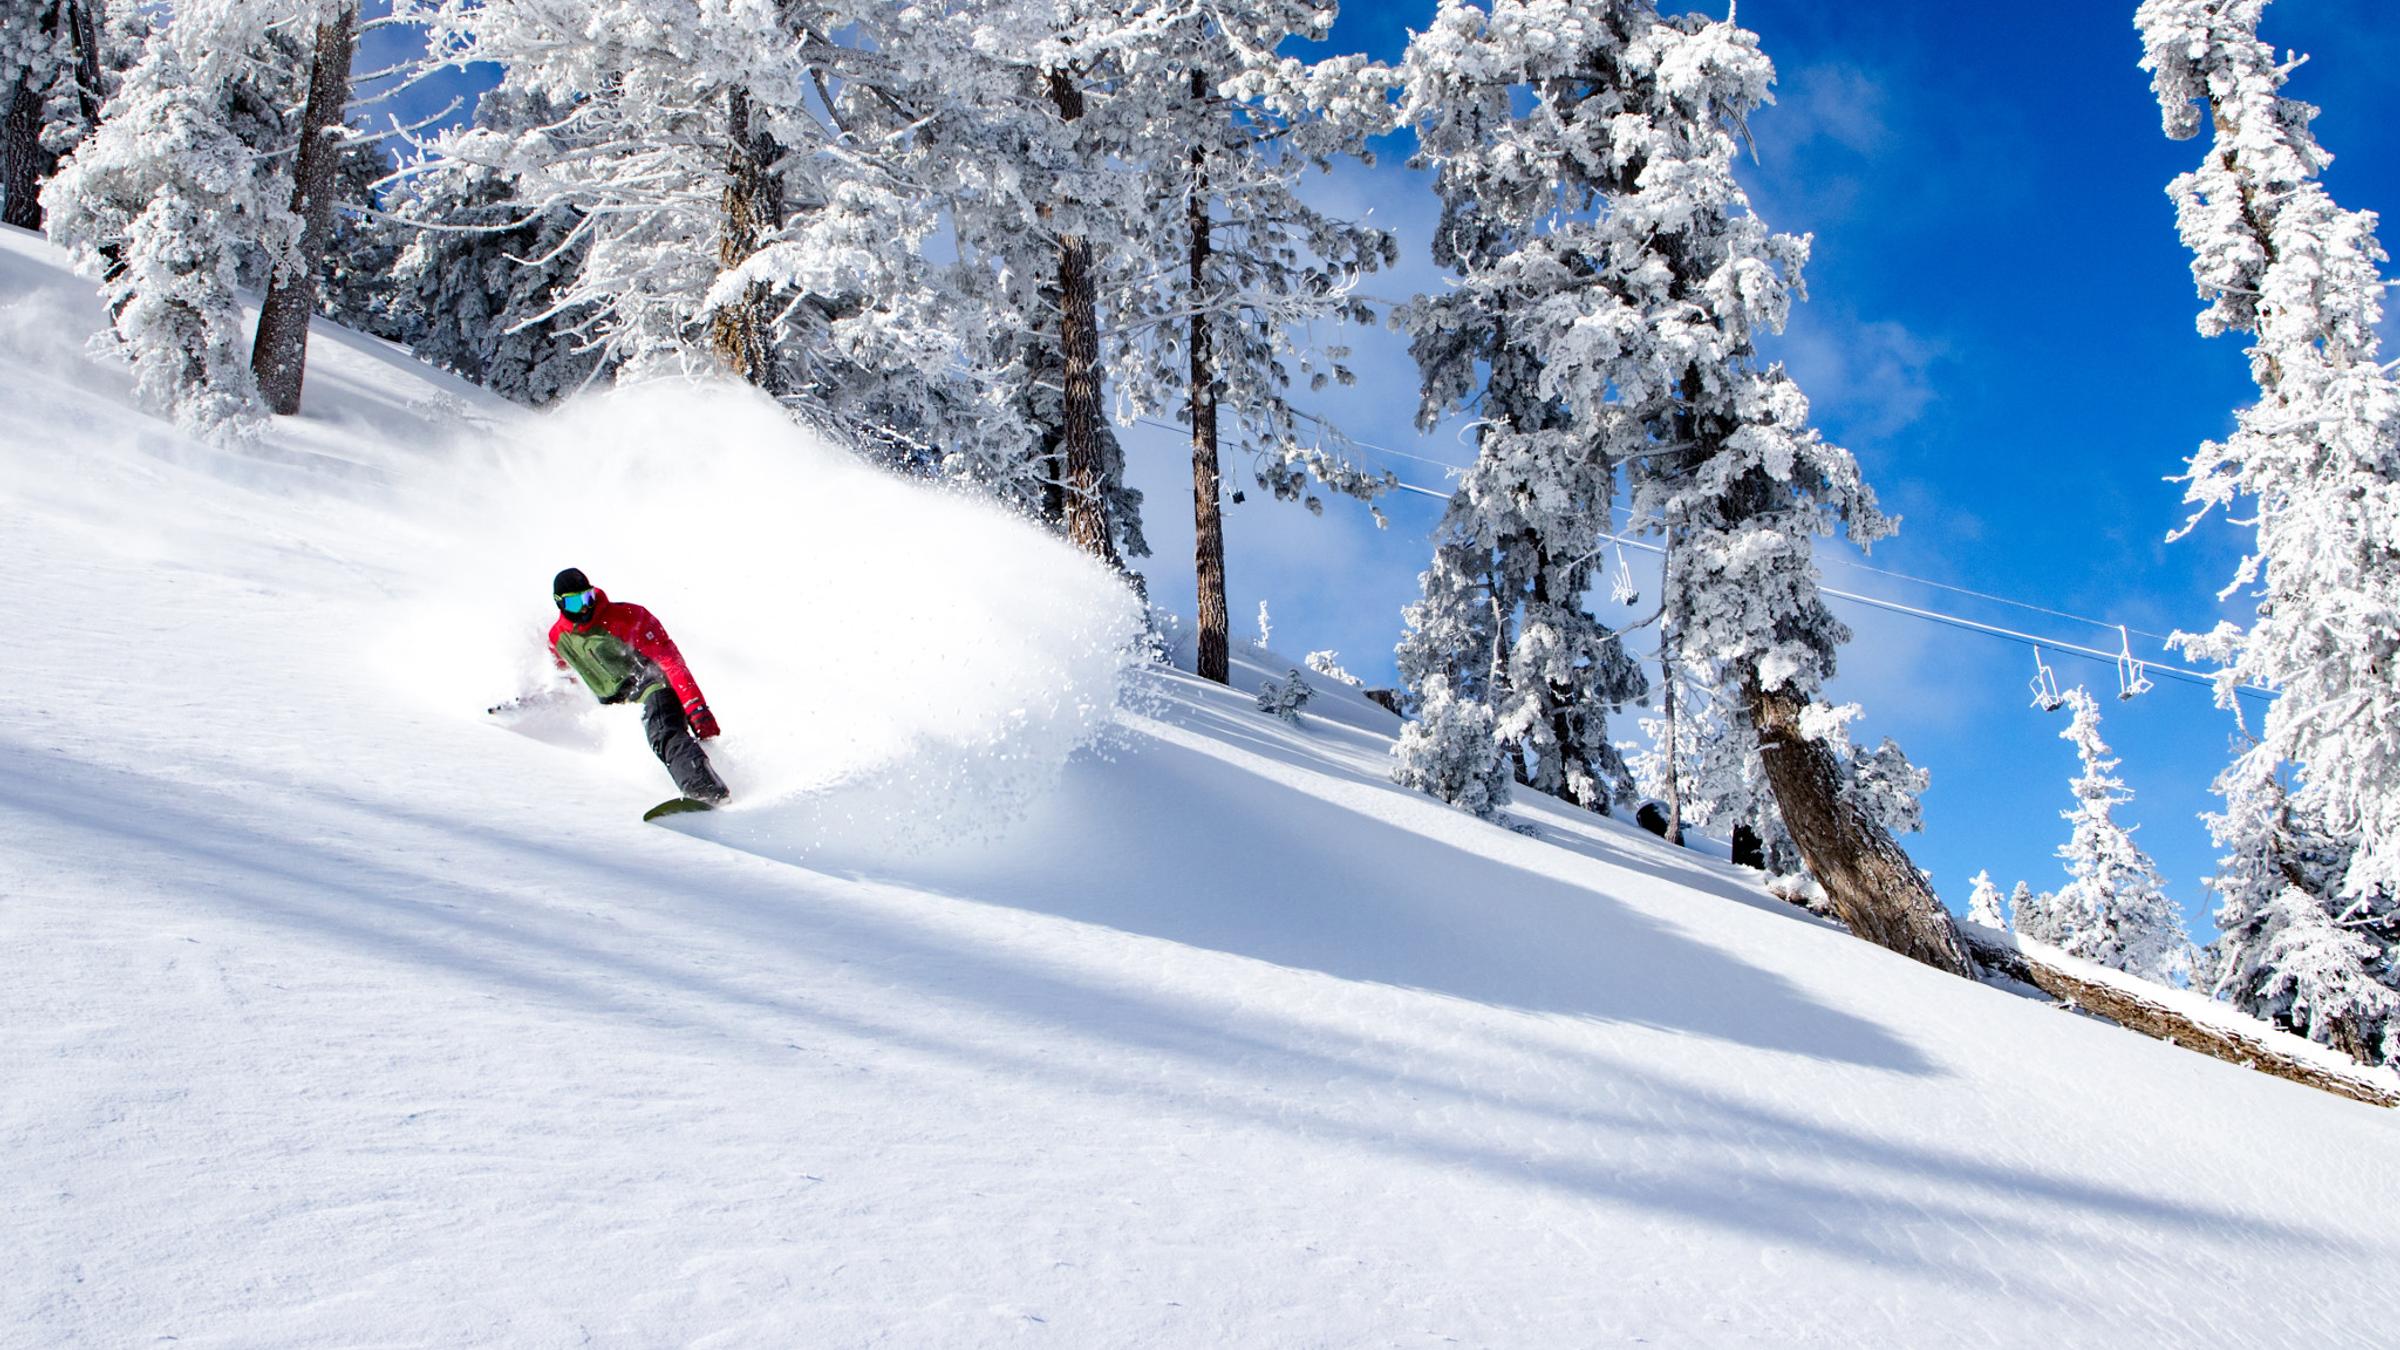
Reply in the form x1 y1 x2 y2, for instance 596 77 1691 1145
553 567 598 620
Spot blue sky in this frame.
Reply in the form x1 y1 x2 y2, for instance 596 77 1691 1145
366 1 2399 938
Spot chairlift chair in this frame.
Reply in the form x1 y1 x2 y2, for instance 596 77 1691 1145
2029 646 2064 712
1608 539 1640 607
2116 625 2154 701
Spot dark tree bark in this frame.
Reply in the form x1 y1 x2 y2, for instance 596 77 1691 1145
1961 926 2396 1109
1044 69 1120 569
249 3 359 416
1658 529 1684 845
708 87 783 388
1188 77 1230 685
66 2 104 126
0 0 76 230
1749 675 1977 977
1 70 45 230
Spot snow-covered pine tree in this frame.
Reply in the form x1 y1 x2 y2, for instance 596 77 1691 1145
1393 3 1670 817
1091 8 1397 680
2135 1 2400 912
382 89 605 405
400 0 995 466
1965 871 2011 932
2199 734 2398 1065
2010 881 2040 924
2014 688 2192 987
1256 669 1314 724
1572 9 1965 970
42 10 295 434
314 131 410 345
870 1 1150 565
1394 3 1958 980
1 0 108 229
1393 673 1510 820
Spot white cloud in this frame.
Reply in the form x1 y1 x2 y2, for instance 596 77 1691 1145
1768 308 1943 447
1773 64 1892 158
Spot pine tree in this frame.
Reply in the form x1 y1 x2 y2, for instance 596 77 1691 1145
43 19 282 434
43 2 369 433
1099 21 1397 680
1 0 108 230
1393 3 1670 816
1394 2 1961 975
1393 673 1511 820
2136 0 2400 908
382 89 604 404
2200 736 2398 1065
401 0 988 460
2014 689 2192 986
1965 871 2011 932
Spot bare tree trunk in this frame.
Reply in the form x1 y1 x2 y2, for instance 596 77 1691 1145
1749 675 1977 977
249 2 359 416
1188 87 1229 684
1531 547 1598 811
1044 69 1120 568
1 70 44 230
1 0 68 231
1660 529 1684 845
66 2 105 126
707 87 782 387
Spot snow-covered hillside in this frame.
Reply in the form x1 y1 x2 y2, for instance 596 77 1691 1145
4 226 2396 1347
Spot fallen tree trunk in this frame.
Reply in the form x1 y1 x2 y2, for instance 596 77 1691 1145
1961 925 2399 1110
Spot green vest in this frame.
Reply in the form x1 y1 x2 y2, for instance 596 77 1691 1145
556 627 665 704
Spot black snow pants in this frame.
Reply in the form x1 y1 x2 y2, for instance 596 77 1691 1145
641 686 730 802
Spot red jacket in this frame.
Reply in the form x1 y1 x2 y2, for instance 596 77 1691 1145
547 589 708 711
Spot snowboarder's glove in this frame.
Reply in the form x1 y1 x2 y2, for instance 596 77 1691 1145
685 699 721 739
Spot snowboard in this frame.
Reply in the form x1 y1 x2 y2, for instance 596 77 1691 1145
643 797 717 822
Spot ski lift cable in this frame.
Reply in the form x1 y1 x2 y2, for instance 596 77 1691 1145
1571 520 2270 699
1289 422 2187 644
1127 421 2256 695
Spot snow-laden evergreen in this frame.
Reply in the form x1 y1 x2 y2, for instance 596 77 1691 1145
2135 1 2400 912
1391 0 1916 882
2200 740 2399 1065
383 90 604 405
1254 668 1315 724
1966 870 2011 932
1393 0 1670 814
40 1 362 433
1097 3 1397 511
398 0 1004 473
1391 672 1511 820
2014 688 2191 987
42 26 272 432
1304 650 1363 687
0 0 112 229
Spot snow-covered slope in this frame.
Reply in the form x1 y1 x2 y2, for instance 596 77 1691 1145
4 226 2396 1348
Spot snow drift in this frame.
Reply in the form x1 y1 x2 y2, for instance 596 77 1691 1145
378 378 1144 844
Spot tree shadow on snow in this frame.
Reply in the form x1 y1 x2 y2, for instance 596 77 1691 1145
2 736 2367 1297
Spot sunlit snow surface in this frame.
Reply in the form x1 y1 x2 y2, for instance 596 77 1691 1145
3 226 2396 1347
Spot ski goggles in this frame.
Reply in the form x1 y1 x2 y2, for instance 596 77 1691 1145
557 588 598 615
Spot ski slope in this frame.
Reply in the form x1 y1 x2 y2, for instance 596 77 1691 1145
3 226 2396 1347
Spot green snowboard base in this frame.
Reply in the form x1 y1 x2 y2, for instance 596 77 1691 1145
643 797 718 822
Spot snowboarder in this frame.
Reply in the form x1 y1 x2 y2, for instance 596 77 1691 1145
545 567 730 808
